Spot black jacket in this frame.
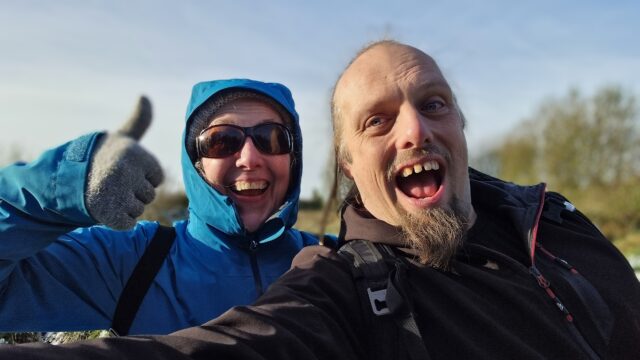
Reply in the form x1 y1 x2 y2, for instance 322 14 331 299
3 170 639 359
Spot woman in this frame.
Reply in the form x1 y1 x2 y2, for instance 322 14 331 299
0 79 326 335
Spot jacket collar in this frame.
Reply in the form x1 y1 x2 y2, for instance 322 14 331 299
340 205 405 245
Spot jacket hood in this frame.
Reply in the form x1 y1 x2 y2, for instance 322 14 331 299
340 168 546 258
181 79 303 245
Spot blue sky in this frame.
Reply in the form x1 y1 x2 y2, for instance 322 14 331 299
1 1 638 198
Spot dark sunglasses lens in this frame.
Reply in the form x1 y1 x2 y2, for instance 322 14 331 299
252 124 292 155
200 126 244 158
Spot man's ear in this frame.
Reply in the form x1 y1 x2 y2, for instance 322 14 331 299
340 160 353 179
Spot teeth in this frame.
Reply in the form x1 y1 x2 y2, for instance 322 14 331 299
400 161 439 178
233 181 267 191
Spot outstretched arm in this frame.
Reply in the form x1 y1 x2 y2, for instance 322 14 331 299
0 246 366 360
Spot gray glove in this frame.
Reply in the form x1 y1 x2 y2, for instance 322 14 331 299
85 96 164 230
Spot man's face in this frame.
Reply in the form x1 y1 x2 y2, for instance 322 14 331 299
200 99 291 232
335 44 473 227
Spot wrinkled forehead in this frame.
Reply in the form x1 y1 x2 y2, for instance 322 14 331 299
209 98 284 127
334 45 449 120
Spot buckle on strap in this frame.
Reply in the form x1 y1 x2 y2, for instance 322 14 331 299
367 287 390 315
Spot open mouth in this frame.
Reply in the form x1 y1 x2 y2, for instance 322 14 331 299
395 160 443 199
230 180 269 196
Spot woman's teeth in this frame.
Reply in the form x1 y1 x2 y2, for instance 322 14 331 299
233 181 268 191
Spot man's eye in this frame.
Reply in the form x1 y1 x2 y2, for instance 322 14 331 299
365 116 386 128
422 101 445 113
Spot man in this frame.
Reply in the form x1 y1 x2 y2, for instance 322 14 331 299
2 41 639 359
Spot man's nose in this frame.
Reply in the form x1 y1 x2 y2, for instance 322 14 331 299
396 105 432 150
235 137 263 169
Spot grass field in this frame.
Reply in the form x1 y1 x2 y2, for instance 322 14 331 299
612 231 640 277
611 231 640 256
296 209 341 236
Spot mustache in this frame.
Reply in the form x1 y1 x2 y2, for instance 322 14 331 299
386 144 449 180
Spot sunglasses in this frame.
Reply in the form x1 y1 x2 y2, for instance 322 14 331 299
196 122 294 158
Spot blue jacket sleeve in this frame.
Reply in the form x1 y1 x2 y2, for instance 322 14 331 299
0 133 100 263
0 132 151 332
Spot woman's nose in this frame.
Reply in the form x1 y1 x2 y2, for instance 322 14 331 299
235 137 263 169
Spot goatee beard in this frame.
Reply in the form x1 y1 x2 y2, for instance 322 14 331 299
399 199 467 270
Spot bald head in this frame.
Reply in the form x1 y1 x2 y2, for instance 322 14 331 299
331 40 457 163
329 40 474 241
334 41 441 100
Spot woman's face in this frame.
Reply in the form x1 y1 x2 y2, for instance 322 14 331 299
199 99 291 232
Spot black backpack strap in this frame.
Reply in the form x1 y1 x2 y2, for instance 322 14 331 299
339 240 430 360
385 259 431 360
110 225 176 336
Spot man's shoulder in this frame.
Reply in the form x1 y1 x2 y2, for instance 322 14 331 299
289 229 339 248
290 244 344 269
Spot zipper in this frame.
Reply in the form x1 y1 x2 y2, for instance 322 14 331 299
529 264 601 360
528 186 601 360
528 184 547 262
248 238 264 297
529 265 574 322
537 244 579 274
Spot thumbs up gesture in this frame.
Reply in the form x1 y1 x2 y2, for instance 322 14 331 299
85 96 164 230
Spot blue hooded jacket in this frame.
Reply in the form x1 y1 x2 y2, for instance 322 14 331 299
0 79 321 335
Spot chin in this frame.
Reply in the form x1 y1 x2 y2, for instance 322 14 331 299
241 213 269 232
